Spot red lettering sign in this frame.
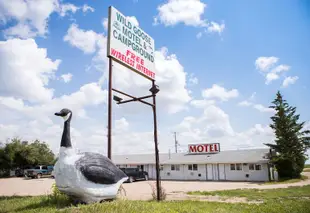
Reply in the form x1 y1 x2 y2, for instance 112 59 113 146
114 49 155 79
214 144 219 152
188 143 220 154
189 145 197 153
197 145 204 152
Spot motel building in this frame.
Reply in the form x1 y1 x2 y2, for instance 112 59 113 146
112 143 275 182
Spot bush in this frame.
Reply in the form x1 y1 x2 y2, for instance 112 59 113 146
275 156 306 179
46 183 71 206
149 182 167 201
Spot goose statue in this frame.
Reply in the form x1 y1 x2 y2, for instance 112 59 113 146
53 108 128 204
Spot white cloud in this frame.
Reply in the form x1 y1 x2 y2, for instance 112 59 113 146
202 84 239 101
188 73 198 85
82 4 95 13
253 104 275 113
0 82 107 124
102 18 108 31
57 3 80 17
190 99 215 108
255 56 292 85
0 38 61 103
237 93 274 113
0 0 94 39
60 73 73 83
238 100 253 107
154 0 207 27
265 72 280 85
64 23 100 54
282 76 299 88
154 0 224 38
207 21 225 34
255 56 278 72
174 103 274 150
196 32 203 39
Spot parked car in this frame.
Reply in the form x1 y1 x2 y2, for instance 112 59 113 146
120 167 149 183
51 170 55 178
25 165 54 179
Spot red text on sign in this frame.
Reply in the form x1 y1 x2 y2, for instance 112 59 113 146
188 143 220 154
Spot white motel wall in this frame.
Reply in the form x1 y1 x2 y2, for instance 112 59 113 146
112 148 272 182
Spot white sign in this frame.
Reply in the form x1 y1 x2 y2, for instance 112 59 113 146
107 6 156 80
188 143 220 154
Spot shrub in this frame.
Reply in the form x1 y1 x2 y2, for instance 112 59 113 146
149 182 167 201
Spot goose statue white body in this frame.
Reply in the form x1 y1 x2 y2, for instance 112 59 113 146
53 108 128 204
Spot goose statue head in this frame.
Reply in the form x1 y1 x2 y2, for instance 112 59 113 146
55 108 73 149
55 108 72 122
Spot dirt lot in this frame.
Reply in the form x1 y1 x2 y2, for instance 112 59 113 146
1 172 310 201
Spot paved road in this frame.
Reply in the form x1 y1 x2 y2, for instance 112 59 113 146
1 172 309 200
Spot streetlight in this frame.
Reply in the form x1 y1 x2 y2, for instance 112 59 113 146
112 81 162 201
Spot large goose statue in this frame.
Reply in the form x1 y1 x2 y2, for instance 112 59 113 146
53 108 128 204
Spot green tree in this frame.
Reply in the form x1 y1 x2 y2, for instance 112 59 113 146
265 91 310 178
0 138 56 171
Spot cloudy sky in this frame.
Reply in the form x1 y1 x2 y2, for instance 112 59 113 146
0 0 309 162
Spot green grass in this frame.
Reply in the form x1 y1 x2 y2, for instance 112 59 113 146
304 164 310 169
187 185 310 201
261 175 308 185
0 195 309 213
0 184 309 213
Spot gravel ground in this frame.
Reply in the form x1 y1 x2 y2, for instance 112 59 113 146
1 172 309 201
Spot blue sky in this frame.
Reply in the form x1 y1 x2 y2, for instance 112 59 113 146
0 0 309 162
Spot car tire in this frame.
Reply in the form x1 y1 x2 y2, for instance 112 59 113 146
144 174 149 181
129 176 134 183
36 173 42 179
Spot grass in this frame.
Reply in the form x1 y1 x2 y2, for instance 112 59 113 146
304 164 310 169
187 185 310 201
0 195 309 213
261 175 308 185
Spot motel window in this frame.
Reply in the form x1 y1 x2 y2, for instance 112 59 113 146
230 164 242 171
236 164 242 171
255 164 262 170
230 164 235 170
171 164 180 171
188 164 198 171
249 164 254 170
249 164 262 171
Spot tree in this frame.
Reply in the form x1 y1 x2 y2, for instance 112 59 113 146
0 137 56 171
265 91 310 178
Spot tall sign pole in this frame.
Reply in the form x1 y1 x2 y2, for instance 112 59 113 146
107 57 112 159
107 7 113 160
152 80 161 201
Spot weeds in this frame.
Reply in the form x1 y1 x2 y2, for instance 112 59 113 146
148 182 167 201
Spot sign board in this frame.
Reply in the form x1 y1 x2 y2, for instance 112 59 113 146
107 6 156 80
188 143 220 154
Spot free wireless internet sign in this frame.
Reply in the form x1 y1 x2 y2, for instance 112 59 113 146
107 6 156 80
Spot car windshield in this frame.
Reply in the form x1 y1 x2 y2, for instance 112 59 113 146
34 166 40 169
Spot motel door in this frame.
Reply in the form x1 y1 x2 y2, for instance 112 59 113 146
212 164 219 180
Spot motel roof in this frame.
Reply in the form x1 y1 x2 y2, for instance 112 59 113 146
111 148 271 165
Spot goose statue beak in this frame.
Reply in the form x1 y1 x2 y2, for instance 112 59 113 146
55 112 62 116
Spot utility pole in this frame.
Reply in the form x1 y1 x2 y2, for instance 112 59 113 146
174 132 179 153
